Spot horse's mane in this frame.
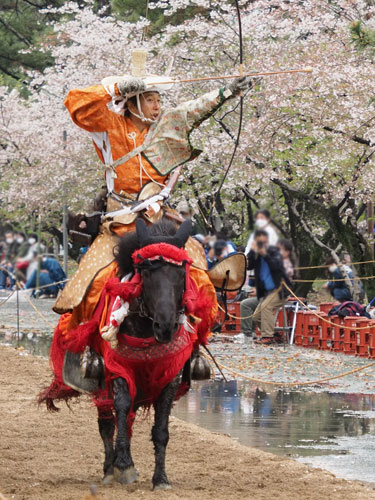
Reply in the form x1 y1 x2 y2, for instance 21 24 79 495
114 219 178 277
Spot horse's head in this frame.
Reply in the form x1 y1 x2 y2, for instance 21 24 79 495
135 219 192 344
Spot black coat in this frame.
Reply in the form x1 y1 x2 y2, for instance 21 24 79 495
247 245 292 299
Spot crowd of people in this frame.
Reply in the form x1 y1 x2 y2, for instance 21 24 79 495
0 229 66 298
189 208 363 346
189 209 295 346
1 204 363 316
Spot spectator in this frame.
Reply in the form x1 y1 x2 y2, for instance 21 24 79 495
207 238 237 269
14 233 31 282
322 257 353 302
240 286 259 338
341 252 365 302
247 230 291 346
277 239 295 280
24 254 66 298
14 232 29 258
4 231 20 261
0 231 18 290
244 209 279 255
216 231 237 255
20 234 44 281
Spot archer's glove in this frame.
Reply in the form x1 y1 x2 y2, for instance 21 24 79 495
228 76 253 96
117 77 146 97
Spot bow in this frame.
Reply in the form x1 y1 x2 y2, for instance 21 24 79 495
208 0 244 225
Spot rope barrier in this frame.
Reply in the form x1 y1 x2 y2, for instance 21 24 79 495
295 259 375 271
0 264 68 292
21 293 57 330
217 285 284 321
0 278 69 309
293 275 375 283
282 282 373 330
218 283 373 331
204 352 375 387
217 302 254 320
13 281 57 330
0 290 16 307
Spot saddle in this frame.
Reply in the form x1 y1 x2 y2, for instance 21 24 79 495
67 182 177 246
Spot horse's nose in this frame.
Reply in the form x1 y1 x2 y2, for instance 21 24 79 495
153 320 174 344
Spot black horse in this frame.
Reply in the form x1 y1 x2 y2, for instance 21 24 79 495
95 218 193 489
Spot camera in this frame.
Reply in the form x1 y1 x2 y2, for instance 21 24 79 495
256 241 264 249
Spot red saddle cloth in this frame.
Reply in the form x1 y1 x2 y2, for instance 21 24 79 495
41 243 215 433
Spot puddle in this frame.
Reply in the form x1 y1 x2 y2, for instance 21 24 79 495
172 379 375 483
1 332 52 358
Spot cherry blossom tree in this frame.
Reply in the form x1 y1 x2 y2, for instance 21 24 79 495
2 0 375 293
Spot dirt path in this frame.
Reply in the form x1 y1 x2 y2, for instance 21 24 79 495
1 345 375 500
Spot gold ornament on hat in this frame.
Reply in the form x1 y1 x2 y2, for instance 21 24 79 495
131 48 147 77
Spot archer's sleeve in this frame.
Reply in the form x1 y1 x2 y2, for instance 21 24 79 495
177 88 232 129
64 85 114 132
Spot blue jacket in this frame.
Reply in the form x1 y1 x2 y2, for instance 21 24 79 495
247 246 291 299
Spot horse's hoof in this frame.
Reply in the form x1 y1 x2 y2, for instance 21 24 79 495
114 466 138 484
102 473 114 485
153 482 172 491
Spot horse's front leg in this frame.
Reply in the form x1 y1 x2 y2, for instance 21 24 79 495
152 375 180 490
113 377 138 484
98 408 115 484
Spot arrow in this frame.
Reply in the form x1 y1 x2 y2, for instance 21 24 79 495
146 67 313 86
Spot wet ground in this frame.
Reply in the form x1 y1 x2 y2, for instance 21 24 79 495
2 291 375 483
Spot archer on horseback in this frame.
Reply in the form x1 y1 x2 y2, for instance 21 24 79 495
39 50 250 489
53 49 251 339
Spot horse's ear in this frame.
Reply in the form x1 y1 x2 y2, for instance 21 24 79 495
175 219 192 247
136 218 149 247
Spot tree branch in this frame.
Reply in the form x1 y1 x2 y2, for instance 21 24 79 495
0 17 32 47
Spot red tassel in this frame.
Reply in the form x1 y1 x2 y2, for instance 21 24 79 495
37 378 80 412
62 318 99 353
105 275 143 302
194 291 216 345
132 243 192 266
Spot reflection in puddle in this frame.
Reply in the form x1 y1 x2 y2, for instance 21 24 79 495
173 380 375 483
1 332 51 358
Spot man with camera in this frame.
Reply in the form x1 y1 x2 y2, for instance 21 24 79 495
247 230 291 346
207 239 236 269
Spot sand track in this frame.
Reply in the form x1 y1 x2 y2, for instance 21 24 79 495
1 345 375 500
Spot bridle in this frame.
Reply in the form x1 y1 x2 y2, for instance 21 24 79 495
101 225 194 349
131 255 187 324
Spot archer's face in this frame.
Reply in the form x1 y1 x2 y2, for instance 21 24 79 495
129 91 161 120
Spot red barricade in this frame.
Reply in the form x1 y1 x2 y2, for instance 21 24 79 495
368 320 375 358
319 312 333 351
331 315 344 352
355 318 371 358
302 312 320 348
319 302 339 315
294 311 305 346
215 302 241 335
343 317 357 355
294 306 375 358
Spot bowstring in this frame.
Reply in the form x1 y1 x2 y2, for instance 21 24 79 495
141 0 150 43
208 0 244 224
